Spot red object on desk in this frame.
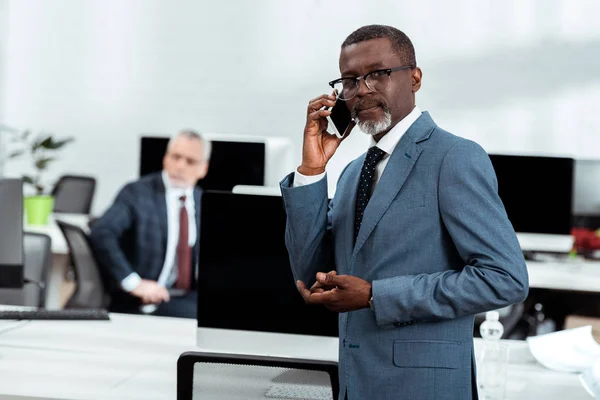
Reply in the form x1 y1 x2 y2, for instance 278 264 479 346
571 228 600 250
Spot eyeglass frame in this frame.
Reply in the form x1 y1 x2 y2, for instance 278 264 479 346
328 65 415 100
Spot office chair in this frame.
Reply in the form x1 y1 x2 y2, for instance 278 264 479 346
56 220 109 309
0 232 51 307
52 175 96 214
177 351 339 400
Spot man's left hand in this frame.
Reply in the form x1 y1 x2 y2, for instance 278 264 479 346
296 272 372 313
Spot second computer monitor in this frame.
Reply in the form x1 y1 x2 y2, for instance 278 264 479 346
140 136 265 191
197 190 338 338
488 153 574 252
195 190 339 358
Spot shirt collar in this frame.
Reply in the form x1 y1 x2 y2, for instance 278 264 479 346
370 105 422 155
161 170 194 199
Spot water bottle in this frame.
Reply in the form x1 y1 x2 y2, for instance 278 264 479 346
478 311 508 400
480 310 504 341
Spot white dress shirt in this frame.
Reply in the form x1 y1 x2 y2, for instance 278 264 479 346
293 106 422 189
120 171 197 301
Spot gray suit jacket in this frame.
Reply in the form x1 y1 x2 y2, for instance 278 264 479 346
280 112 528 400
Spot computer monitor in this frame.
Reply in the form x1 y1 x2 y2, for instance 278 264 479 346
572 159 600 216
0 178 24 288
139 134 295 191
196 190 338 359
488 154 575 253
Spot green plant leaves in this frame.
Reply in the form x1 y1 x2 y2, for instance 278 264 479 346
35 157 56 170
8 150 25 158
3 129 74 195
38 136 74 150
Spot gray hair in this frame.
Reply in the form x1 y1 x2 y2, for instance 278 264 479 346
167 129 212 161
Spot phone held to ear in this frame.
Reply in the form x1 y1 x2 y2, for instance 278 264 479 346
326 98 354 139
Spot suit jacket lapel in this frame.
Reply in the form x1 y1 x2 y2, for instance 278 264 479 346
335 161 363 271
154 175 169 250
351 112 436 259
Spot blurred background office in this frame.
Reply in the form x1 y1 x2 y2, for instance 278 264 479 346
0 0 599 212
2 1 600 399
1 0 600 330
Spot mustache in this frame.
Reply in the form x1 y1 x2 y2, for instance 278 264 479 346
351 99 390 120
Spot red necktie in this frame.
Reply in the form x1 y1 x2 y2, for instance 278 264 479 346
175 195 191 290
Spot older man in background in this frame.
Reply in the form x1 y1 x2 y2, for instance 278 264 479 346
90 130 211 318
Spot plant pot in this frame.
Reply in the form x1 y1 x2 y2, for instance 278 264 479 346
24 195 54 226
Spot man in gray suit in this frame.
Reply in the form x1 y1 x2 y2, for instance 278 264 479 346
279 25 528 399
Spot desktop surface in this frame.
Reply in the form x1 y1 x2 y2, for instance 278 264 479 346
0 313 593 400
197 191 338 339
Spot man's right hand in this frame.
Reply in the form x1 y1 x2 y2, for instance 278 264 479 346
298 94 355 176
131 279 170 305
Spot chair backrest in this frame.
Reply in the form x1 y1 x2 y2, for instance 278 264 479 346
0 232 51 307
52 175 96 214
177 351 339 400
56 220 108 309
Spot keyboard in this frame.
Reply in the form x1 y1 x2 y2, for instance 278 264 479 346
0 308 110 320
265 383 333 400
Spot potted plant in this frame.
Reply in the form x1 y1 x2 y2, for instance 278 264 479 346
4 128 74 225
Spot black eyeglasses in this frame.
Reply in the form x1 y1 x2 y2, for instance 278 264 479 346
328 65 414 101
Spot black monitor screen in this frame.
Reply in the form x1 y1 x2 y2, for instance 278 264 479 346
197 190 339 337
488 154 574 235
139 136 265 191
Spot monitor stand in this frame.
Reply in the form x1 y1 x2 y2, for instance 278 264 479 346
517 232 575 254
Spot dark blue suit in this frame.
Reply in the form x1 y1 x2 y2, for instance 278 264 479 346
89 172 202 316
281 112 528 399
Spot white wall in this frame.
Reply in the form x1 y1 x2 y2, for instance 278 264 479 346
2 0 600 214
0 0 9 176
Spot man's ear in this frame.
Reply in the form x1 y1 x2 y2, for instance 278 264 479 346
411 67 423 92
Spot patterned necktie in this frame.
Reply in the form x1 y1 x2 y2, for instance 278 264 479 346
354 146 386 242
175 195 192 290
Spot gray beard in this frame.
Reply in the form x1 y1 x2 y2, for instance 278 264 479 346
352 105 393 136
355 109 392 136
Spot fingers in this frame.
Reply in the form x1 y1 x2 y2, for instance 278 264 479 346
297 280 311 302
160 287 170 303
317 271 339 285
307 109 332 122
310 271 338 292
297 280 328 305
142 293 158 304
307 94 336 113
141 284 169 304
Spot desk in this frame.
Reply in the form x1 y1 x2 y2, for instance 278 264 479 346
527 260 600 292
0 314 592 400
24 213 90 255
23 213 90 309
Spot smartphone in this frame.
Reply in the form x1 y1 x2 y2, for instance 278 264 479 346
326 98 353 139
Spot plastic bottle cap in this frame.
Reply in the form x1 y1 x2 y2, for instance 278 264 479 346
486 310 500 321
